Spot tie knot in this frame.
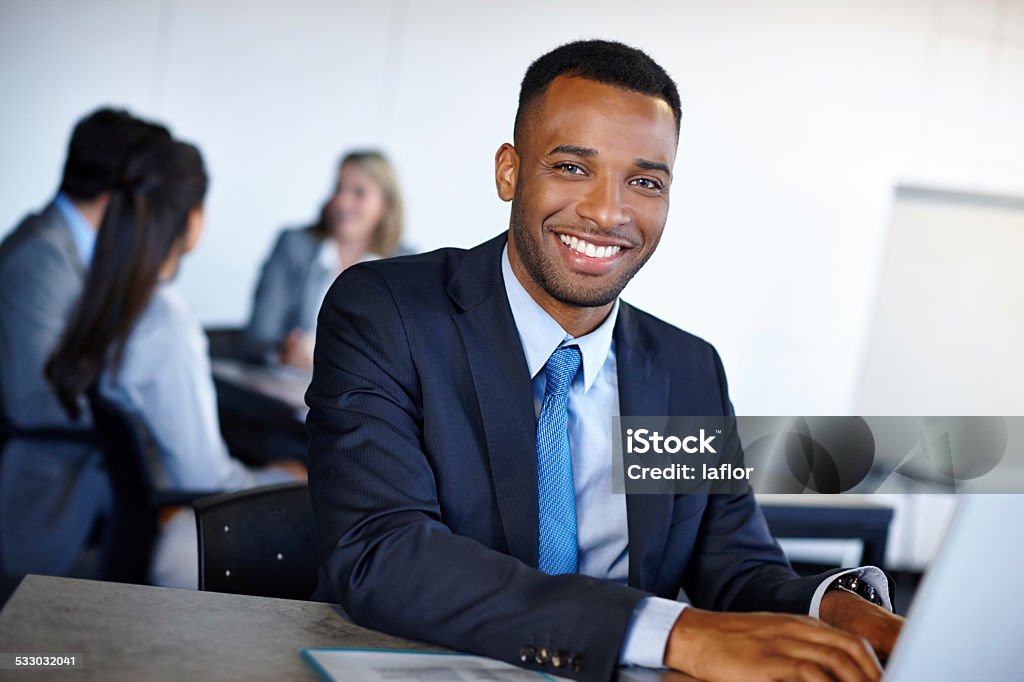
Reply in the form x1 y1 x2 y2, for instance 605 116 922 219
544 345 581 396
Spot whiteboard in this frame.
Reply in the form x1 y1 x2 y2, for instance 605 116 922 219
857 186 1024 416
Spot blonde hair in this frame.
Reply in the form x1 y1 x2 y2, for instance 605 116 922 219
314 150 404 257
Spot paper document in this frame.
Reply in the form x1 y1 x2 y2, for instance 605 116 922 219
301 648 566 681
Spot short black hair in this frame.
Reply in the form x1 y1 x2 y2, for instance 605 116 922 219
514 39 681 147
59 108 171 201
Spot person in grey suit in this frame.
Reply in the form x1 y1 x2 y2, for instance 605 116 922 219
0 109 170 581
46 138 305 588
242 151 408 368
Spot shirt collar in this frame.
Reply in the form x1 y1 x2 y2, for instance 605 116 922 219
501 243 618 392
54 192 97 267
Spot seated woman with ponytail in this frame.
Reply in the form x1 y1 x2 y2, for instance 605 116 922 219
46 139 305 588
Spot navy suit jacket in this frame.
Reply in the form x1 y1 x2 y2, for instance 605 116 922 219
307 233 836 682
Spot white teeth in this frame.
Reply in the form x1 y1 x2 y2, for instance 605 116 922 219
557 234 623 258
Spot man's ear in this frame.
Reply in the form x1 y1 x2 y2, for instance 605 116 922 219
494 143 519 202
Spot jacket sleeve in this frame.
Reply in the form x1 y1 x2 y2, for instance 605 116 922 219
682 492 844 613
680 348 850 614
0 236 85 427
306 265 647 682
241 230 297 362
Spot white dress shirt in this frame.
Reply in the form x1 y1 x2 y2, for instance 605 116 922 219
100 281 292 492
500 246 891 669
309 241 379 335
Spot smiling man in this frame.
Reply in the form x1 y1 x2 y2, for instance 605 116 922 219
307 40 902 682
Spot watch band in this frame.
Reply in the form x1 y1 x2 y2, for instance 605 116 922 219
826 573 884 606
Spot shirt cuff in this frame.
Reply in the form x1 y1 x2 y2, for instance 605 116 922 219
809 566 893 618
618 596 688 668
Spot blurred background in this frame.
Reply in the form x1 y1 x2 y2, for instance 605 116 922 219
1 0 1022 595
2 0 1023 413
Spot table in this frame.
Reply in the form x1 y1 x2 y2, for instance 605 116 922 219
0 575 441 681
210 358 310 418
757 495 894 568
0 577 686 682
211 359 311 464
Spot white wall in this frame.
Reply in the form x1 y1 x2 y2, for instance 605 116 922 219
1 0 1022 414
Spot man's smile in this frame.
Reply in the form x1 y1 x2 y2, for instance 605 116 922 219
556 232 625 258
552 230 630 275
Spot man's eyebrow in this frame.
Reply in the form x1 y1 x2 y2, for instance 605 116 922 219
546 145 672 177
547 144 598 157
635 159 672 176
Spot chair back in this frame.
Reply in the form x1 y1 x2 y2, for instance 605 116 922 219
204 326 244 359
86 389 165 583
194 481 319 599
87 389 215 582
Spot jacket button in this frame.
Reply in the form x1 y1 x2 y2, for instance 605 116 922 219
570 654 584 673
535 647 550 665
519 646 536 663
551 650 569 668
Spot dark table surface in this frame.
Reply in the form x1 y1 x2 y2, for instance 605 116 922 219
211 358 311 464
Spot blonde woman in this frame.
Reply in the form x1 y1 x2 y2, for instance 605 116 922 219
244 151 407 367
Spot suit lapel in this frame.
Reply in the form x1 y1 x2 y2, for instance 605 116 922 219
450 235 540 567
616 304 674 592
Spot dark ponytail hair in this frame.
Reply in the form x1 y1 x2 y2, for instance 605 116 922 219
46 140 208 419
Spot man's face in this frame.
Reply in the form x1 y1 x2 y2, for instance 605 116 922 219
499 75 677 309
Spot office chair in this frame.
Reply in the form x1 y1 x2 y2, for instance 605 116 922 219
0 395 102 600
193 481 319 600
86 388 216 584
0 387 95 443
204 326 245 359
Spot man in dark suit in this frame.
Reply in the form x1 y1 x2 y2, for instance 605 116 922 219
0 109 169 581
307 41 902 682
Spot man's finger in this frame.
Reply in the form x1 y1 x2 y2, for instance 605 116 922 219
769 657 834 682
780 620 882 680
775 637 876 682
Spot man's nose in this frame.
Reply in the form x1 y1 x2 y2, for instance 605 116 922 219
577 177 628 231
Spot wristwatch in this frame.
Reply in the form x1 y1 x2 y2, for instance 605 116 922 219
826 573 884 606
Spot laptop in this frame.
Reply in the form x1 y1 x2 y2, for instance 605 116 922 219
884 494 1022 680
621 494 1024 681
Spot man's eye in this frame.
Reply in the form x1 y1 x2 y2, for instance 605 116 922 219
555 163 585 175
631 177 663 191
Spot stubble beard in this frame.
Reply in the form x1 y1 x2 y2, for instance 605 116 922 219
508 190 656 308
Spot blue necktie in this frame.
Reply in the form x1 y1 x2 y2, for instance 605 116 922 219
536 345 582 575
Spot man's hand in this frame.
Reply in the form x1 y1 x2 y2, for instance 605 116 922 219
664 607 882 682
819 589 905 663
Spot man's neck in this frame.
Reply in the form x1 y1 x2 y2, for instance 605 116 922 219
507 235 614 338
69 195 109 231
